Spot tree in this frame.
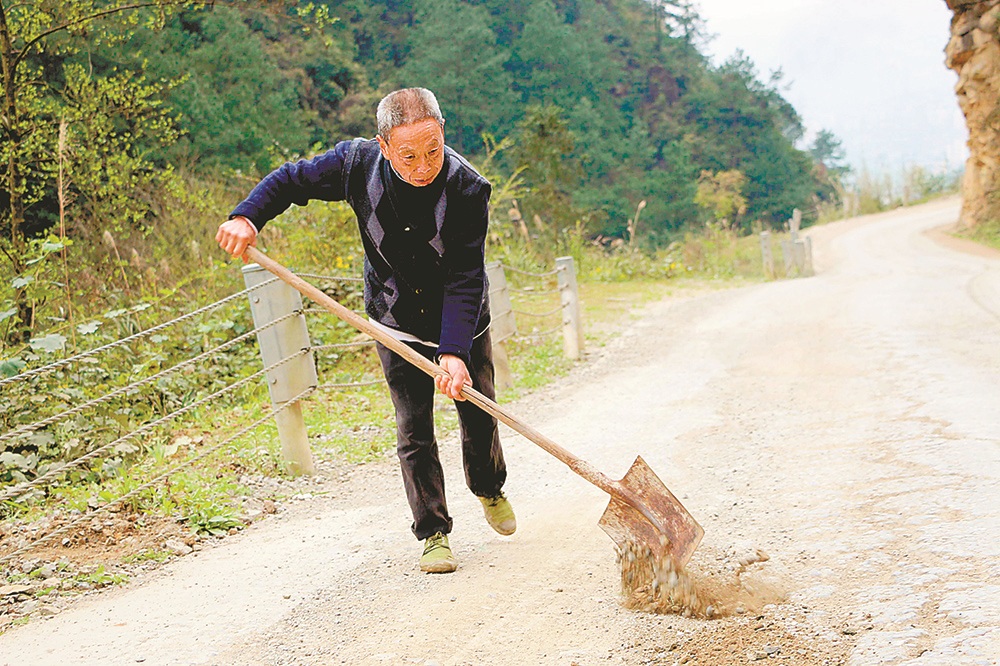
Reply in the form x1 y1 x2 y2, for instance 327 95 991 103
807 128 850 205
0 1 336 344
508 0 614 110
694 169 747 229
0 0 202 342
402 0 518 155
122 7 316 173
511 104 583 248
809 129 848 174
650 0 704 46
810 127 850 178
680 51 821 229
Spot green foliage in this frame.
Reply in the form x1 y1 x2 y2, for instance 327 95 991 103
122 7 319 173
3 0 841 317
471 134 528 221
305 387 395 463
62 63 185 231
900 165 961 204
74 564 128 588
508 0 615 111
678 227 764 280
694 170 748 228
810 129 851 183
0 357 25 377
122 548 172 563
183 505 244 536
313 0 831 242
681 53 820 230
0 299 263 499
401 0 518 155
0 0 202 344
511 105 585 248
0 235 69 342
504 335 572 397
965 215 1000 251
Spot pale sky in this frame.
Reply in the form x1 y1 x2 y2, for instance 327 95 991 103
695 0 967 175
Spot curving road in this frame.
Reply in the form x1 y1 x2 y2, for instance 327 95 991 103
3 197 999 665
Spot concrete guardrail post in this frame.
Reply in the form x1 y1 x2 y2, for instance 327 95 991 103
781 238 795 277
242 263 317 476
787 208 814 277
556 256 583 360
760 231 775 279
486 261 516 391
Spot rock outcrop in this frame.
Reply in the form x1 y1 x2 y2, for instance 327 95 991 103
946 0 1000 227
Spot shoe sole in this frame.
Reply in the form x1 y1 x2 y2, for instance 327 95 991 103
487 520 516 536
420 559 458 573
480 497 517 536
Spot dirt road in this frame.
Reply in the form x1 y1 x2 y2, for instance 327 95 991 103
4 197 999 665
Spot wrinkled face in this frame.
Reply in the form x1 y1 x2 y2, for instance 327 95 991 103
377 118 445 187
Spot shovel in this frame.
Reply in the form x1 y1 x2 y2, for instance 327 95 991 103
243 246 704 566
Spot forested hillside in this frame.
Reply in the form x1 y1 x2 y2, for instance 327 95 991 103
1 0 845 347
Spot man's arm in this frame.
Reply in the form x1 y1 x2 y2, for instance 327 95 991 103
434 182 491 400
216 141 353 259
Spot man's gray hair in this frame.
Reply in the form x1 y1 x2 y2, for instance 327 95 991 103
376 88 444 140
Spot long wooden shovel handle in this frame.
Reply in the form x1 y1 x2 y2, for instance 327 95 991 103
244 247 641 509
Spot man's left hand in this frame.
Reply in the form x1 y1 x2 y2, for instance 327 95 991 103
435 354 471 401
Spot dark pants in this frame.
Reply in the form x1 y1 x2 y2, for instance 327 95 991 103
376 329 506 540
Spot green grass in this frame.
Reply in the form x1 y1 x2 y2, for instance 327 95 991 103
964 219 1000 252
122 549 172 564
303 385 397 463
73 565 128 588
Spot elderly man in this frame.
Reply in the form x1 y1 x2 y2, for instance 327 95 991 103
215 88 514 573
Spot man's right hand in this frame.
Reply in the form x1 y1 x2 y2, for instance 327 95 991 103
215 216 257 261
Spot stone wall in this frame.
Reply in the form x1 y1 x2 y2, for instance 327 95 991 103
946 0 1000 227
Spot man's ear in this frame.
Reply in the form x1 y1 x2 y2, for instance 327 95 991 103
377 134 390 160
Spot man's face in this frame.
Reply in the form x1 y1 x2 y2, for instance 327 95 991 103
377 118 445 187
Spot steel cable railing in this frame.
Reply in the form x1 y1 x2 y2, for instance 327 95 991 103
0 255 589 568
512 304 564 319
303 306 367 317
0 310 300 447
0 269 393 562
311 341 375 352
317 379 383 389
0 385 315 566
496 261 570 344
0 278 279 389
515 325 564 340
0 348 311 503
509 285 559 295
502 265 561 279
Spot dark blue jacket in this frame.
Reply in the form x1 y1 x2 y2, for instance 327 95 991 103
230 138 491 366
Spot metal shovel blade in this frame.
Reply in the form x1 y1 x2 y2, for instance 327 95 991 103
598 456 704 568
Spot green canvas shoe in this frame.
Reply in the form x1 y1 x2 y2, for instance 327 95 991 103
479 492 516 536
420 532 457 573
